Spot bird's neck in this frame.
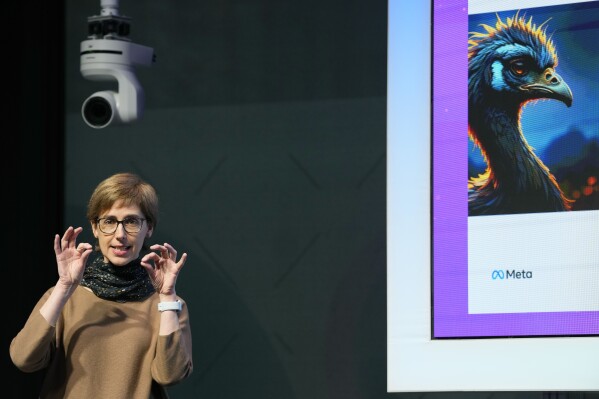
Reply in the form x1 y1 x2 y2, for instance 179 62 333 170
470 104 558 195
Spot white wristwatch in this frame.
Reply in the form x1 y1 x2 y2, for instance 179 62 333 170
158 300 182 312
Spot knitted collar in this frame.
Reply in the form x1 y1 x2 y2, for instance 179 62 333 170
80 254 155 302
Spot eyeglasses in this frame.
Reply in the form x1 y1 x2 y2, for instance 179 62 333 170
96 216 146 234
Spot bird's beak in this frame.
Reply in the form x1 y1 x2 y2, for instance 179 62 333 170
521 68 573 107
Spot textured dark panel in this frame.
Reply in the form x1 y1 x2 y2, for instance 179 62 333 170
65 0 388 112
64 97 385 398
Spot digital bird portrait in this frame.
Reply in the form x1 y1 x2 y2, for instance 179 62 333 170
467 4 599 216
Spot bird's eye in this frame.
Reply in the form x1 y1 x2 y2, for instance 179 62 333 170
509 59 528 76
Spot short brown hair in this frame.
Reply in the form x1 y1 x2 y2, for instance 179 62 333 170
86 172 159 230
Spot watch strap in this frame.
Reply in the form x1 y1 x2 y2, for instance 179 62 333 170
158 300 182 312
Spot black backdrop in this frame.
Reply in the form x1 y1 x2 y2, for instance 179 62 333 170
6 2 64 398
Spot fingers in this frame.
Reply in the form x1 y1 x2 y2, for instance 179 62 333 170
76 243 93 253
56 227 89 254
179 252 188 267
141 252 160 264
60 226 84 248
149 243 177 259
53 234 61 254
139 258 152 270
162 243 176 259
163 242 176 255
79 246 94 264
147 243 187 267
60 226 74 249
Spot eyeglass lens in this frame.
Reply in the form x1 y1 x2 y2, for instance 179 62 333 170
97 217 144 233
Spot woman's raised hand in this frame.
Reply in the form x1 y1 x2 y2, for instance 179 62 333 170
53 226 93 289
140 242 188 296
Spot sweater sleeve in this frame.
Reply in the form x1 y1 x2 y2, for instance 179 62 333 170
151 297 193 385
9 289 57 372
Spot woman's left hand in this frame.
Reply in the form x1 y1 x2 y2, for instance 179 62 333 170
140 242 188 296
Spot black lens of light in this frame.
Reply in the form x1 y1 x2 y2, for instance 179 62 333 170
88 21 102 36
102 20 119 35
83 97 112 127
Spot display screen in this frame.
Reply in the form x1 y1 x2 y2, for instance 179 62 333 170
432 0 599 338
388 1 599 391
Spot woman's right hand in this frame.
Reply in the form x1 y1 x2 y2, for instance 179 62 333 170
53 226 93 289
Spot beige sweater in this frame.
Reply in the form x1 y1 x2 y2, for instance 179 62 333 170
10 286 193 399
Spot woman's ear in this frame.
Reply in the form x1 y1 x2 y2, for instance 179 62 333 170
146 225 153 239
90 220 98 238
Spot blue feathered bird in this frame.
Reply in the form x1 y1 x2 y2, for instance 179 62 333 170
467 12 573 216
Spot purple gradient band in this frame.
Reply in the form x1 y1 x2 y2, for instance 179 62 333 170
431 0 599 337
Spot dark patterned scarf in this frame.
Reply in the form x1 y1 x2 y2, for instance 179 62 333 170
80 254 155 302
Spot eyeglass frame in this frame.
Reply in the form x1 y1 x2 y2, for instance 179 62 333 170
95 216 147 234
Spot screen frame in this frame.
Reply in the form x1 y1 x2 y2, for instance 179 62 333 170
387 0 599 392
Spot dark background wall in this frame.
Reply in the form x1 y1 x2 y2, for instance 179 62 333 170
6 1 65 398
64 2 387 398
6 0 598 398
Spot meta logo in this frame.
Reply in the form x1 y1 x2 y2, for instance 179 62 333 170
491 270 505 279
491 269 533 280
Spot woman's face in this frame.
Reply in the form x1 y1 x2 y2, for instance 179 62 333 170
91 200 153 266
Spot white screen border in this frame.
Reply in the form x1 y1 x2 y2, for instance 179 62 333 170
387 0 599 392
